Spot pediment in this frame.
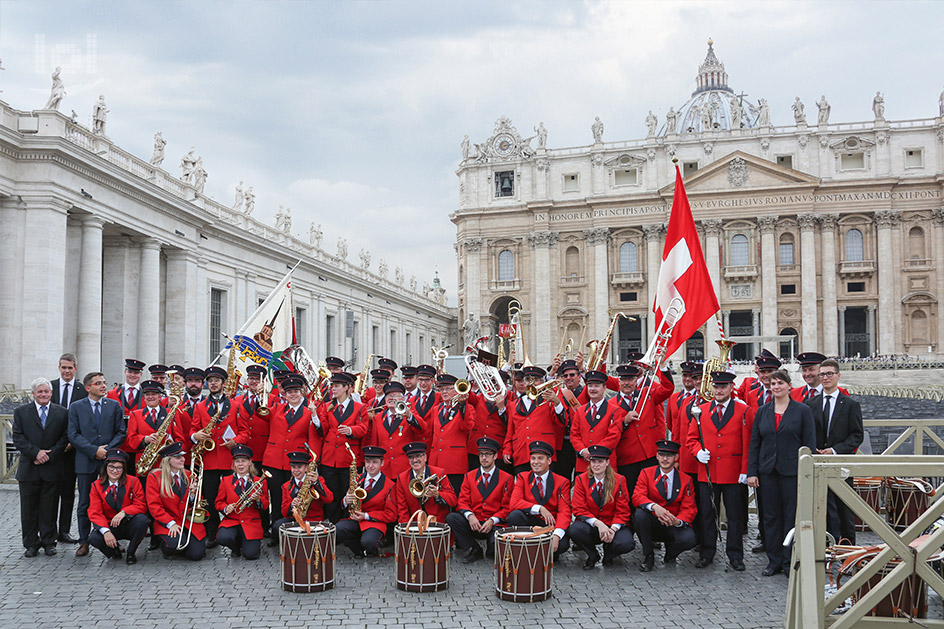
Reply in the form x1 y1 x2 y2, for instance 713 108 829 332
660 150 820 195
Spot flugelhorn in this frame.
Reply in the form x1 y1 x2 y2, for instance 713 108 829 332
409 474 442 499
526 378 563 401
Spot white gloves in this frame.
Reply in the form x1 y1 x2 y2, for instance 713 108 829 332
696 449 710 464
738 474 748 484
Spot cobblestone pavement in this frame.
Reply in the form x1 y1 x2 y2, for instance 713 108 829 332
0 486 786 629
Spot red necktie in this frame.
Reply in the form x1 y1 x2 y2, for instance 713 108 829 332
535 476 544 497
366 478 375 492
126 388 134 406
483 473 491 486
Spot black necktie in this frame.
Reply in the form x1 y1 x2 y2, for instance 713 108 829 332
62 383 70 409
93 402 101 430
824 395 833 430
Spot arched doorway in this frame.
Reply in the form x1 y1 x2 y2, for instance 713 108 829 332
779 327 798 361
687 331 705 361
490 295 522 361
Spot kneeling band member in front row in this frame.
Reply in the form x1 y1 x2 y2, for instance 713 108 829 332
271 450 333 543
215 445 269 560
145 441 206 561
567 445 635 570
88 449 150 564
446 437 514 564
507 440 571 559
336 446 396 558
632 439 697 572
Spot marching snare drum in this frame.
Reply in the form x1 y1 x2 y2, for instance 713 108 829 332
853 477 884 532
394 522 451 592
885 478 934 531
494 527 554 603
279 523 336 593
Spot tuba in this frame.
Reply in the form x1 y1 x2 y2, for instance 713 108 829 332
698 338 737 401
136 372 184 476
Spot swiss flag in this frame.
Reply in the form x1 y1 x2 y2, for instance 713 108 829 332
650 165 720 359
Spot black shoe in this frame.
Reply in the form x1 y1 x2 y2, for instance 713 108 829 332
640 554 654 572
752 543 766 553
485 546 494 559
43 545 57 556
267 539 279 548
232 547 242 558
602 554 616 567
653 542 662 550
24 547 39 558
148 540 161 551
126 553 137 565
730 558 745 571
110 547 123 560
695 557 712 568
351 550 366 560
663 553 678 565
461 547 483 564
583 555 599 570
206 539 218 549
762 566 782 577
57 534 79 544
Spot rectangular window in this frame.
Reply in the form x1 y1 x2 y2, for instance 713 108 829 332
776 155 793 169
295 307 306 347
840 153 865 170
326 314 336 355
619 292 638 302
495 171 514 197
352 320 359 360
372 325 380 355
562 173 579 192
345 310 354 339
209 288 224 358
905 148 923 168
779 242 794 266
389 329 397 357
405 332 412 362
780 284 797 295
614 168 638 186
683 161 698 176
847 282 866 293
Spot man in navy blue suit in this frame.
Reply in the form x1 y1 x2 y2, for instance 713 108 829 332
68 371 126 557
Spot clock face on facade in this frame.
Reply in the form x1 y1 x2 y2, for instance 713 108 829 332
494 133 516 156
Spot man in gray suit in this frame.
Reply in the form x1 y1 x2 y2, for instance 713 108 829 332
12 377 70 556
68 371 126 557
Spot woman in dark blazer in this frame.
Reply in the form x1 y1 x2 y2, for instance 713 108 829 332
746 369 815 577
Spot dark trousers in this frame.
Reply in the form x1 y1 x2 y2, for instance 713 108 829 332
633 507 696 559
698 481 745 561
828 477 856 545
321 465 353 524
201 469 230 540
445 511 495 554
617 458 657 503
512 463 531 476
567 519 635 561
336 519 385 556
216 525 262 559
88 513 149 557
253 460 271 535
688 472 704 546
264 467 292 521
506 510 570 554
555 438 576 482
19 479 59 549
58 448 77 536
76 471 98 543
446 473 464 497
159 533 206 561
759 471 797 573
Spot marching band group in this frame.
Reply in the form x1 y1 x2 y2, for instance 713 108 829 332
12 343 862 579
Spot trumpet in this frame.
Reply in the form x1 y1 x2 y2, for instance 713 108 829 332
394 399 411 418
454 379 471 397
409 474 442 499
526 378 564 400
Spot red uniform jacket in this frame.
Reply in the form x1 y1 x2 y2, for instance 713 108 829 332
215 474 270 540
190 396 250 470
411 390 441 444
502 396 566 466
686 399 755 485
88 475 147 529
791 384 849 403
178 396 205 456
569 398 622 473
146 469 206 540
736 376 760 402
395 464 457 523
509 470 572 531
317 398 369 467
468 392 507 456
613 388 670 466
126 405 184 472
234 392 270 462
744 385 772 410
456 467 514 523
571 471 633 527
263 404 319 470
365 408 426 478
279 475 333 521
428 400 475 474
107 384 146 417
341 472 396 533
632 466 697 525
667 390 702 475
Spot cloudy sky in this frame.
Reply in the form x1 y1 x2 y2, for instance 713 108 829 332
1 1 942 305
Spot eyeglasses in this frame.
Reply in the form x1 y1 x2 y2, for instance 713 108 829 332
820 371 838 378
106 464 124 470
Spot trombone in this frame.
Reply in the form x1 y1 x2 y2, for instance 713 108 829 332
177 466 209 550
508 299 531 367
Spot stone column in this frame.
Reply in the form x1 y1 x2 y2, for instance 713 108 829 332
590 152 605 195
463 237 484 334
196 257 209 366
584 227 611 341
702 219 723 350
757 215 779 353
0 197 26 386
642 223 664 342
137 238 162 365
934 208 944 355
164 250 200 367
798 213 819 352
528 230 557 365
867 304 876 356
818 213 839 356
752 308 761 357
639 313 648 351
875 210 902 354
76 216 105 373
838 306 846 357
102 237 141 379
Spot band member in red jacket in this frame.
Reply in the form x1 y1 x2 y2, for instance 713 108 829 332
614 363 674 494
502 366 567 473
337 446 396 558
687 371 754 571
126 380 183 475
87 450 149 564
466 376 510 471
508 440 571 558
395 442 457 523
315 371 369 523
736 349 778 401
215 445 269 560
365 381 426 477
632 440 697 572
429 373 475 494
270 450 333 544
107 358 147 418
567 445 635 570
146 441 206 561
235 365 271 533
570 370 622 475
411 364 441 442
445 437 514 563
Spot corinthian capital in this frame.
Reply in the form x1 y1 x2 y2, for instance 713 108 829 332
641 223 665 240
701 218 723 236
463 237 484 252
874 210 902 228
932 206 944 225
818 212 839 230
583 227 610 245
757 215 779 234
797 213 818 231
528 230 558 248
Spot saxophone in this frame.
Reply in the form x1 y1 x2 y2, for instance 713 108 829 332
344 442 367 516
192 346 241 462
136 373 184 476
293 443 320 533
